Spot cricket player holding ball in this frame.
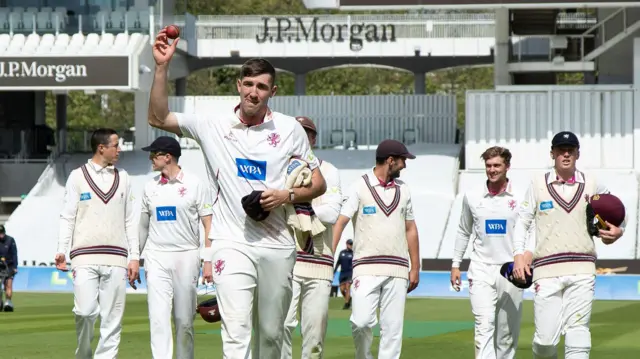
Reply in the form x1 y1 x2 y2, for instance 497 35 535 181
147 27 327 358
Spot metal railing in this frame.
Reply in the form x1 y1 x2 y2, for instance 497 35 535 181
173 12 596 40
1 10 596 41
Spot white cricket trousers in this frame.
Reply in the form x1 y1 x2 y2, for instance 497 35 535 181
210 239 296 359
282 274 332 359
72 264 127 359
532 274 595 359
350 275 408 359
145 249 201 359
467 261 523 359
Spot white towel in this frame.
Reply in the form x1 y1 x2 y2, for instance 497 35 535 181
284 158 326 255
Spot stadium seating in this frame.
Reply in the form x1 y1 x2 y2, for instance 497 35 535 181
0 5 151 56
0 6 150 34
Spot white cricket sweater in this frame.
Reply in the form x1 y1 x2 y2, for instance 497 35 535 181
529 171 597 281
62 163 136 268
342 172 413 280
293 160 342 281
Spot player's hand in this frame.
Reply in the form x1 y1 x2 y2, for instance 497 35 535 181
599 221 623 245
513 254 530 282
408 269 419 293
450 267 462 292
55 253 68 272
128 260 141 289
203 261 214 284
152 27 179 67
523 251 533 268
13 268 17 274
260 189 289 211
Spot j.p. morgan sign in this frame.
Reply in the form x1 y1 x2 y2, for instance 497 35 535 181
256 16 396 51
0 57 129 89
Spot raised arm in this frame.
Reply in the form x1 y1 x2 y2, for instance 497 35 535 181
148 28 182 135
452 193 473 268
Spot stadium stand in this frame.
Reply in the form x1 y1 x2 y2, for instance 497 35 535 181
0 5 149 55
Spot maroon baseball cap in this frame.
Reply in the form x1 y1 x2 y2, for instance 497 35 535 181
376 139 416 159
295 116 317 134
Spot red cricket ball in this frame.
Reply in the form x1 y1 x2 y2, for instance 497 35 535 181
166 25 180 39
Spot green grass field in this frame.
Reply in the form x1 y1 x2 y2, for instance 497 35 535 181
1 293 639 358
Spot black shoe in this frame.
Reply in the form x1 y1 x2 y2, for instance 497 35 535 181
3 304 13 312
342 303 349 310
346 299 352 309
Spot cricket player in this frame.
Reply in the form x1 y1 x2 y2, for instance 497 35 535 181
148 28 327 359
332 139 420 359
512 131 625 359
450 146 535 359
55 128 140 359
139 136 213 359
281 116 342 359
334 239 354 310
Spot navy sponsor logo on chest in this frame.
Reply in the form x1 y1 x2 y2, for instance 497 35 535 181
540 201 554 211
485 219 507 235
235 158 267 181
156 206 177 222
362 205 377 215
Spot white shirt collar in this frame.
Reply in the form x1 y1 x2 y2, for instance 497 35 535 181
230 104 274 128
546 169 584 184
158 169 185 185
86 159 114 173
367 168 397 188
483 179 514 197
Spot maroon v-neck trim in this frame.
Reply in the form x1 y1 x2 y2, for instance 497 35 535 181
81 164 120 204
362 174 401 217
545 171 584 213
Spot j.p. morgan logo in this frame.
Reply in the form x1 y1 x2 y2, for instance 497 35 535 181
0 57 129 89
256 17 396 51
0 61 87 83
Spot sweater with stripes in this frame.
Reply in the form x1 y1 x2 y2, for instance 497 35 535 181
293 160 342 281
62 163 137 268
530 171 598 281
341 172 413 280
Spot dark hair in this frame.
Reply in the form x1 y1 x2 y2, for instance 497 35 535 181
90 128 118 154
481 146 512 166
240 58 276 85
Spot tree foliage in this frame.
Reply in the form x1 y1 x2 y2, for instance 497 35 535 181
44 1 587 132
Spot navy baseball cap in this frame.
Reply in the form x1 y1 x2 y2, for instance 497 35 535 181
0 225 4 234
376 139 416 159
551 131 580 148
346 239 353 245
500 262 533 289
142 136 182 158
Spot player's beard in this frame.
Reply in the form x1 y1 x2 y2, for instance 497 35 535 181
389 164 401 180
